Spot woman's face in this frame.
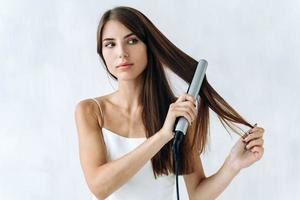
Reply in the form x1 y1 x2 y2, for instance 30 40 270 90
101 20 148 81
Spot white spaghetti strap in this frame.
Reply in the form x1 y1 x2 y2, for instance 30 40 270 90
91 98 104 125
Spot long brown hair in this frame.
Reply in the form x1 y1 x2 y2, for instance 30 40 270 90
96 6 254 178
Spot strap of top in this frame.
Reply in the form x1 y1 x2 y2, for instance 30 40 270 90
91 98 104 126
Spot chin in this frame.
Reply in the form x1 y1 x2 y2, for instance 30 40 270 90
117 74 143 81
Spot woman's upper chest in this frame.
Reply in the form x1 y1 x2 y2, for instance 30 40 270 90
98 97 146 138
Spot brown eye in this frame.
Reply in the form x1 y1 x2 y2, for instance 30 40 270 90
104 42 115 48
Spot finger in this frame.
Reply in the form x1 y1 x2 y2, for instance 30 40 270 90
244 123 257 135
175 94 186 103
250 146 263 153
243 126 264 142
174 108 193 125
175 107 194 124
250 126 265 134
251 147 264 160
176 101 197 116
243 130 264 143
245 138 264 150
185 94 196 103
250 146 264 156
177 99 196 107
176 93 196 104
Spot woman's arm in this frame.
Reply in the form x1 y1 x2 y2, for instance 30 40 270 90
190 156 240 200
74 99 173 200
92 131 171 200
186 126 265 200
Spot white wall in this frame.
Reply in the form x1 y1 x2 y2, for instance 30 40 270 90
1 0 299 199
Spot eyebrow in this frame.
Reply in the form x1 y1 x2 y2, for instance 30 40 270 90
102 33 135 42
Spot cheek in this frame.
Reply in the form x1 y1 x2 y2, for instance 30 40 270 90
102 51 115 73
138 47 148 66
102 51 116 68
102 50 111 63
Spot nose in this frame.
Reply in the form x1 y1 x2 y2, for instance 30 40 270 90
119 53 128 58
117 44 129 58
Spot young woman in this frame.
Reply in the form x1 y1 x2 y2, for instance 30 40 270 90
74 6 265 200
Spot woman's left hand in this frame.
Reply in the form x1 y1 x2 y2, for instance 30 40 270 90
228 124 265 171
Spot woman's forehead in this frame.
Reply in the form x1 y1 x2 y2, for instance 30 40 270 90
102 20 133 40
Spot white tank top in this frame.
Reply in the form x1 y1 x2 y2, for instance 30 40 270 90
90 98 175 200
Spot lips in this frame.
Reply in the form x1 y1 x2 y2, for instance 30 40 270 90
117 63 133 68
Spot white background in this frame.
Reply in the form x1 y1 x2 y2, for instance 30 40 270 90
1 0 299 199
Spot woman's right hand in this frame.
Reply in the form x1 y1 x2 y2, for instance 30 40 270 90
159 93 198 141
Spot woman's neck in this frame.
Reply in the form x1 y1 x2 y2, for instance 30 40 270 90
115 79 143 114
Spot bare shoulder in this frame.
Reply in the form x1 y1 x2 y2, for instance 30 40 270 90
74 94 112 127
75 99 98 114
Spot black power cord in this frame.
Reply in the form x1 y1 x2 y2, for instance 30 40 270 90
172 131 184 200
171 59 207 200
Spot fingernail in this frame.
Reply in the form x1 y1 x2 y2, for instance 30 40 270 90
250 123 258 133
